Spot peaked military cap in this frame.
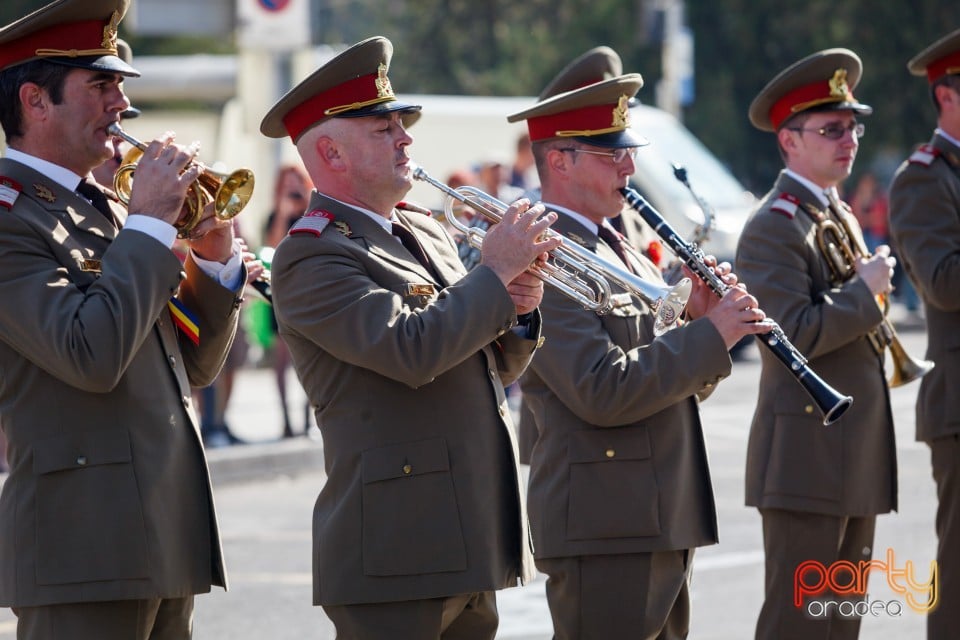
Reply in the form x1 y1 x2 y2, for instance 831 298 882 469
908 28 960 84
0 0 139 76
508 74 648 149
749 48 872 132
260 36 421 142
539 46 625 101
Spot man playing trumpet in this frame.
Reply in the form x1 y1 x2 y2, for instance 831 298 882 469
0 1 245 637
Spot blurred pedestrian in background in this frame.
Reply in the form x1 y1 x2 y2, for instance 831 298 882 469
736 48 897 640
888 26 960 640
260 36 559 639
263 164 313 438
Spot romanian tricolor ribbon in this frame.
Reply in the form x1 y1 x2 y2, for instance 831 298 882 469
167 298 200 346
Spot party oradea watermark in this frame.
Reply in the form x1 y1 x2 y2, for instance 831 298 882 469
794 548 938 619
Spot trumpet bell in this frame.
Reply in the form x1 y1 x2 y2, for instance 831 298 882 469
887 337 934 388
106 123 255 237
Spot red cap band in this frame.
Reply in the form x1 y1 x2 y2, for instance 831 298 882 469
0 20 113 70
926 49 960 83
527 103 626 141
769 80 855 131
282 72 394 140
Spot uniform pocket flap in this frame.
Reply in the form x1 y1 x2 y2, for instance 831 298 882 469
33 429 133 475
567 428 651 464
362 437 450 484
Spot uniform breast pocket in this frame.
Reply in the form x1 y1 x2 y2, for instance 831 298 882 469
566 428 661 540
360 437 467 576
33 429 149 585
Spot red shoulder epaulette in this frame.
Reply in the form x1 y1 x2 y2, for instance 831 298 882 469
289 209 334 237
908 144 940 166
770 193 800 219
0 177 22 210
396 201 434 216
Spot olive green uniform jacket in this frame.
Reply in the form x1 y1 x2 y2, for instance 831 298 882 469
270 192 538 606
889 132 960 442
0 158 239 607
521 212 732 559
736 171 897 516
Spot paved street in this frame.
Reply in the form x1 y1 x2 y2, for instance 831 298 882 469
0 309 938 638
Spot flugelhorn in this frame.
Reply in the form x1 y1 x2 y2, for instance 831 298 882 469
412 163 691 334
107 123 255 238
620 186 853 426
815 216 933 388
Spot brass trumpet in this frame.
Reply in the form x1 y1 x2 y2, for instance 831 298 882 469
412 163 691 334
815 214 933 388
107 123 255 238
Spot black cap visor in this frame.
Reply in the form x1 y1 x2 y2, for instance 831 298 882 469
47 53 140 78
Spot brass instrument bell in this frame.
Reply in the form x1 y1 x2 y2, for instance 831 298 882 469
107 123 255 238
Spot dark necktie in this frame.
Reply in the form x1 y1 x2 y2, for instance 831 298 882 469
597 224 636 274
392 222 441 281
77 178 118 229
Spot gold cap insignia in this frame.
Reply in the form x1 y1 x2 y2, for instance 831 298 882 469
101 9 121 52
33 183 56 203
375 63 395 99
612 95 631 129
828 69 850 99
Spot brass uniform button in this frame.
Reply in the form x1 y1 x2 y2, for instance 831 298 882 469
605 449 615 458
402 464 412 475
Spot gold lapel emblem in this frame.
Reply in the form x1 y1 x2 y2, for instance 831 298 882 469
828 69 850 99
102 10 121 51
375 63 395 99
333 221 352 237
406 283 436 296
33 183 56 203
612 95 630 128
803 203 826 222
80 259 102 273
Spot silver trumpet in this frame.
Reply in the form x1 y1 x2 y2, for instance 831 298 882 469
412 163 691 334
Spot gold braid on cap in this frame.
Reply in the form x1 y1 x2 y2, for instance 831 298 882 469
35 9 121 59
324 63 396 116
555 95 632 137
790 68 854 114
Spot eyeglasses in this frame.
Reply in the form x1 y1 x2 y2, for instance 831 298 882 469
787 122 865 140
559 147 641 163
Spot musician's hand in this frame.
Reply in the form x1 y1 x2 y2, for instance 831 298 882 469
238 240 266 285
855 244 896 296
184 201 236 263
481 199 561 286
681 256 738 319
125 132 203 226
703 285 771 351
507 269 545 315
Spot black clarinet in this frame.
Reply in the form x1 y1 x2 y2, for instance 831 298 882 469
620 186 852 426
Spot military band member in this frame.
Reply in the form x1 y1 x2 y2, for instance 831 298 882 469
736 49 898 640
888 27 960 640
260 37 560 639
0 1 244 638
509 73 770 639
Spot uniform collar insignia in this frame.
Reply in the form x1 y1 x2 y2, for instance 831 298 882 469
333 220 352 237
33 183 56 203
0 177 22 209
567 231 588 245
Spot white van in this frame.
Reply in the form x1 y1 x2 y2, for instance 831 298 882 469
402 94 757 264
